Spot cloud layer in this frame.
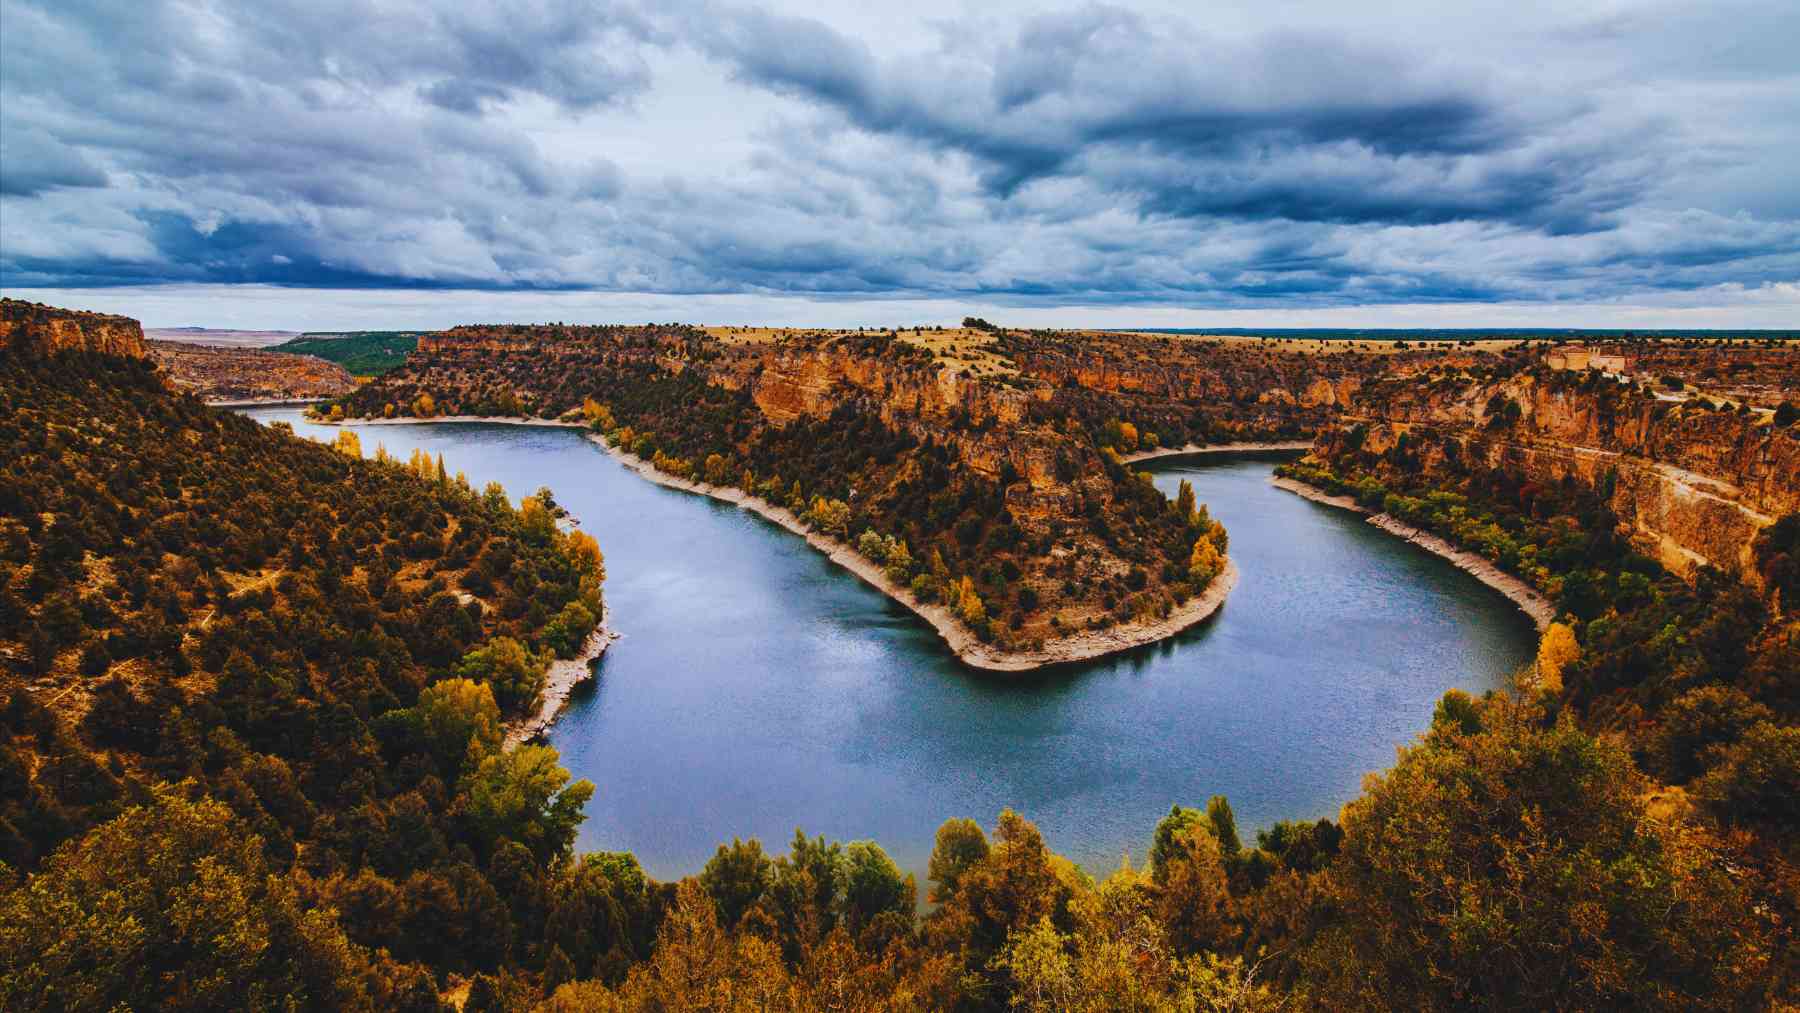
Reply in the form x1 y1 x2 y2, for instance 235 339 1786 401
2 0 1796 316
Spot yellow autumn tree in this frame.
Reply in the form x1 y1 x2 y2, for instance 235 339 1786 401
1535 621 1579 694
956 576 987 624
1117 421 1139 450
406 448 435 481
1189 536 1222 584
564 529 605 583
581 397 615 430
411 392 436 418
331 430 361 457
519 493 557 543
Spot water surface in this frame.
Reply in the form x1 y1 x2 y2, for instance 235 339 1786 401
248 410 1535 880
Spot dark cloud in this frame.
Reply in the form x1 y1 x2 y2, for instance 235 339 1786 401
0 0 1796 312
0 126 108 196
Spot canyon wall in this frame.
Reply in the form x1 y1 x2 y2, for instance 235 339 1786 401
0 299 147 359
148 340 358 402
1315 368 1798 585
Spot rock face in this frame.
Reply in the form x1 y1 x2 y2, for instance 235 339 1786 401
1314 366 1800 585
148 340 358 402
0 299 147 359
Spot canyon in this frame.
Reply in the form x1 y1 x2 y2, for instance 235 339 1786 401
0 298 146 358
336 324 1797 659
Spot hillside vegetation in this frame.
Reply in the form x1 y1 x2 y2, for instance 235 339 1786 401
1 344 607 1007
148 338 357 402
1 308 1793 1009
275 331 422 376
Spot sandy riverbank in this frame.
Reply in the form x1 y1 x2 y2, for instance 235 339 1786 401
587 433 1239 671
1270 476 1555 630
1122 440 1313 464
312 413 586 427
505 608 618 749
315 411 1239 671
207 396 329 407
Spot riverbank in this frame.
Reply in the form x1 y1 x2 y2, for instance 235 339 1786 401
304 412 620 743
588 433 1239 671
505 607 618 749
315 411 1238 671
310 413 586 427
1122 440 1312 464
205 396 328 407
1270 476 1555 630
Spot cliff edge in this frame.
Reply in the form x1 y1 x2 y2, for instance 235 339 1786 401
0 299 147 359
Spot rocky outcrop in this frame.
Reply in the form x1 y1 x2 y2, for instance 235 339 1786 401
0 299 146 359
149 340 358 403
1316 367 1799 585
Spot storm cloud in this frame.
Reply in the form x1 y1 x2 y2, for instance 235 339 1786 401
1 0 1796 318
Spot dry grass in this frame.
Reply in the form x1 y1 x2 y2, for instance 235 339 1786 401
1108 331 1525 356
701 325 1021 375
894 326 1017 376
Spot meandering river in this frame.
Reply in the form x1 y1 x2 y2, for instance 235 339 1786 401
248 409 1535 880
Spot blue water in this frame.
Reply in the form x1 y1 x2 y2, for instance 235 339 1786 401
249 410 1535 880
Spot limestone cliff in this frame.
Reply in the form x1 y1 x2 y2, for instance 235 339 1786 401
148 340 358 402
1313 366 1799 586
0 299 147 359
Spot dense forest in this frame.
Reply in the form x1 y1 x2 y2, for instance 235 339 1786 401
274 332 423 377
1 348 607 1008
2 328 1793 1009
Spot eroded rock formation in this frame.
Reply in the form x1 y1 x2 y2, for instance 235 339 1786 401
148 340 357 402
0 299 147 359
1312 364 1799 585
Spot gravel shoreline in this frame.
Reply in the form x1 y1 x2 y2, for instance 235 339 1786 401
504 608 618 749
1121 440 1313 464
312 412 1240 672
1270 475 1554 630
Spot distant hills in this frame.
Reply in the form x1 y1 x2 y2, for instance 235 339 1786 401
137 327 421 375
142 326 300 347
271 330 420 375
1126 327 1800 342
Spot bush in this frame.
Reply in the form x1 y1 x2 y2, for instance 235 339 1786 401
1696 722 1800 833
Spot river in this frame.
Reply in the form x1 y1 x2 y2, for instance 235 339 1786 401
246 409 1535 881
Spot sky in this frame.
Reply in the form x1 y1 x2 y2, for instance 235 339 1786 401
1 0 1797 330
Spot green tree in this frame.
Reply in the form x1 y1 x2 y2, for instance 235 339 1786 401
1204 794 1241 857
0 785 370 1011
927 817 990 902
842 840 913 930
1695 721 1800 833
1305 692 1774 1009
458 744 593 862
453 636 547 714
541 599 597 658
700 837 773 930
415 677 503 774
